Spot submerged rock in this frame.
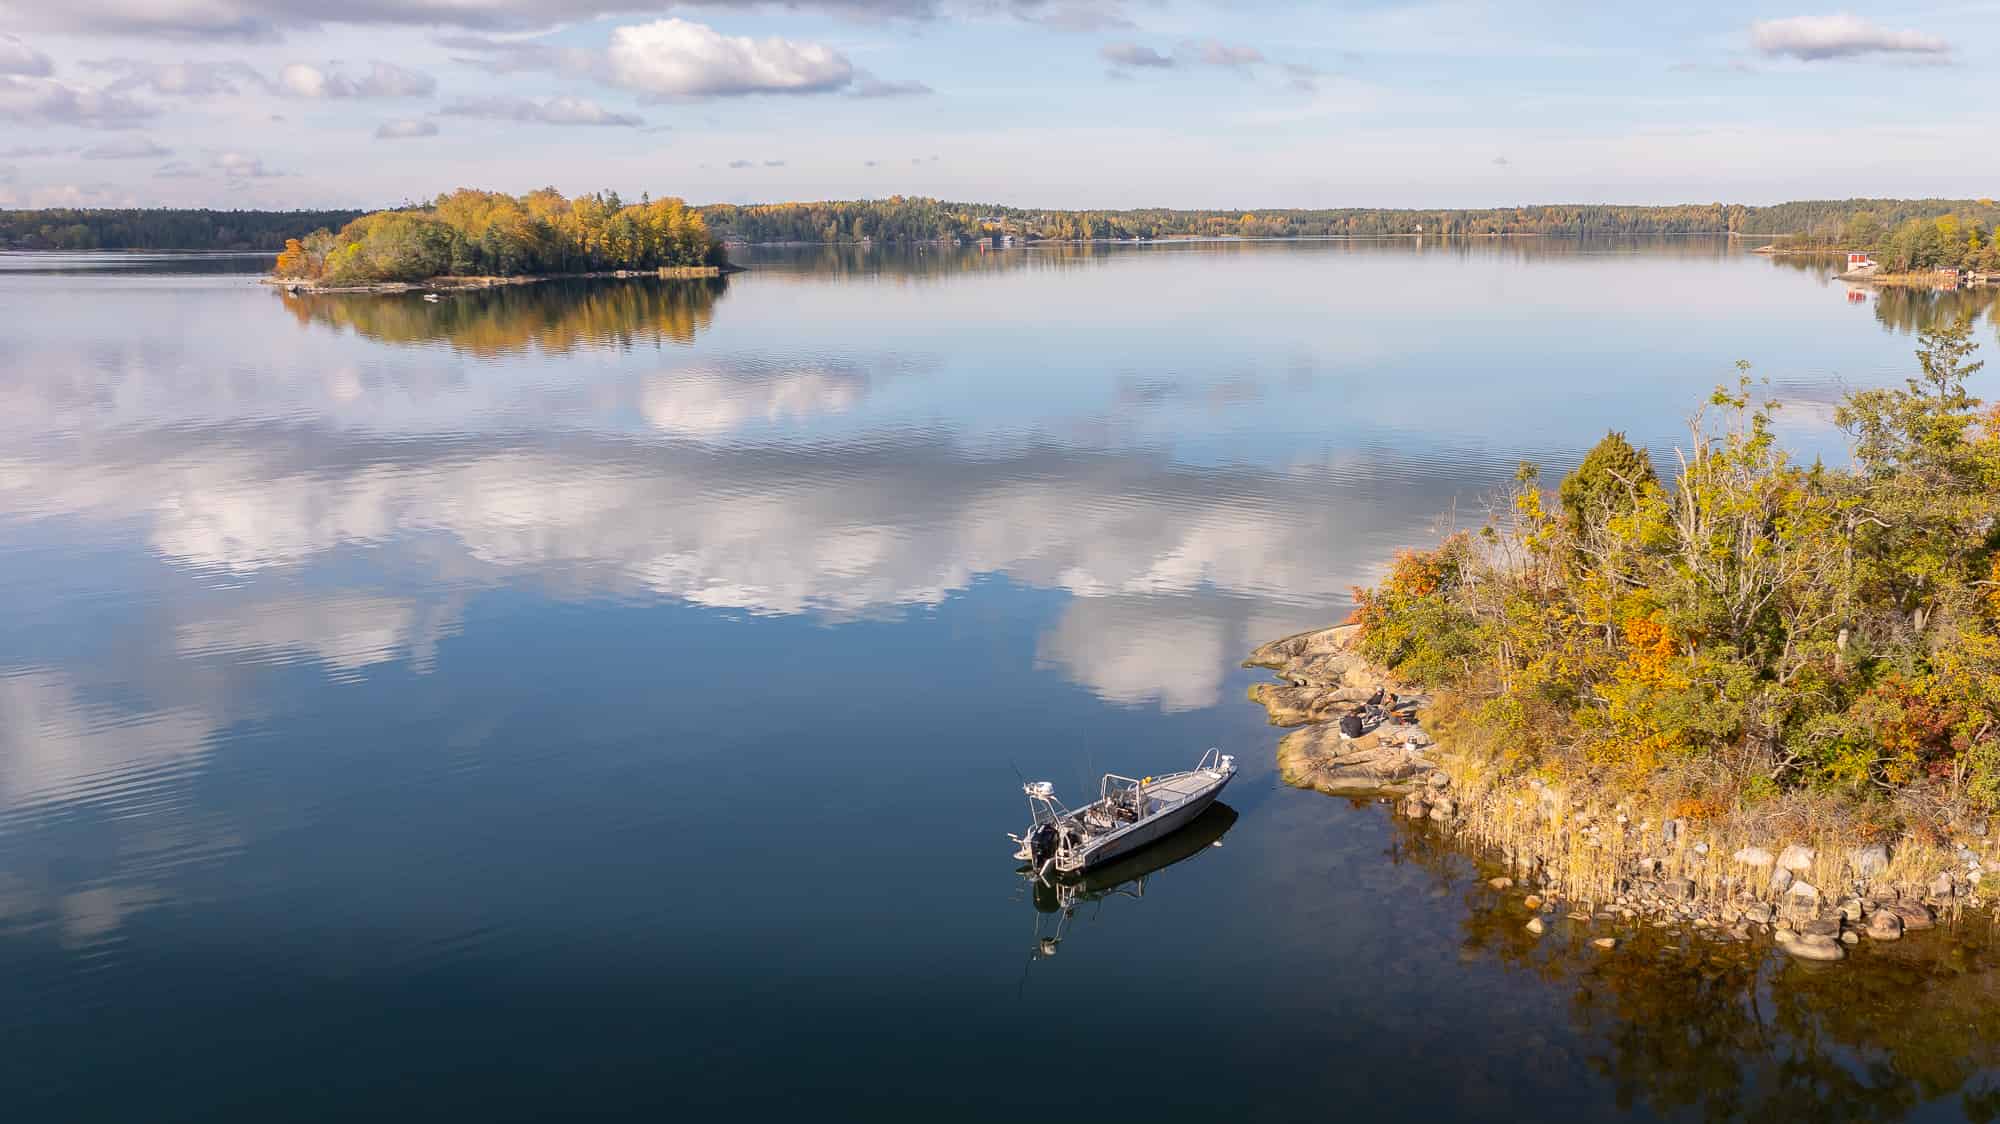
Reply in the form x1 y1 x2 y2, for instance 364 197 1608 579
1866 910 1904 940
1525 917 1546 935
1781 933 1847 962
1888 901 1936 931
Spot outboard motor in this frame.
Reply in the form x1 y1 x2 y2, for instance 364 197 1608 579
1027 821 1059 867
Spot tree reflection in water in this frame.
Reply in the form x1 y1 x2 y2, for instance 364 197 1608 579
1872 285 2000 339
1387 813 2000 1122
276 277 726 355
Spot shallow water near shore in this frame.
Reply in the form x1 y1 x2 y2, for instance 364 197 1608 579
3 239 1999 1121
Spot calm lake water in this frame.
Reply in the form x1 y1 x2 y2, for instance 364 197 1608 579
4 239 2000 1121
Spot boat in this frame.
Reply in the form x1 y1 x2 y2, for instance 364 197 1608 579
1010 748 1236 878
1022 802 1237 961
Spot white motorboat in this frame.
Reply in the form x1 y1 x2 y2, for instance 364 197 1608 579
1010 749 1236 878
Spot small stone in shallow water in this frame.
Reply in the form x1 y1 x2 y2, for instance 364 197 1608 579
1866 910 1904 940
1889 901 1935 931
1522 894 1544 910
1783 933 1846 962
1525 917 1545 935
1489 877 1513 890
1841 931 1859 945
1591 937 1617 950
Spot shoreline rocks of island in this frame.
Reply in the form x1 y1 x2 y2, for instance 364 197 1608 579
1247 622 1988 964
262 264 733 294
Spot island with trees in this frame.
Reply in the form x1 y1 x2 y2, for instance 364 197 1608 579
268 188 728 290
1249 319 2000 960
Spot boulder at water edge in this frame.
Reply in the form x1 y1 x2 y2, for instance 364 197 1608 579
1865 910 1904 940
1734 846 1775 869
1850 843 1891 880
1777 844 1817 873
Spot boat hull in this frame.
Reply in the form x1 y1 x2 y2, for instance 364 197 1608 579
1072 772 1231 871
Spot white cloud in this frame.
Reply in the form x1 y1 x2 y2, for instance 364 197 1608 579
375 117 439 139
1101 43 1174 68
1190 40 1263 68
1102 38 1275 75
852 71 933 97
212 150 284 177
0 33 52 76
88 58 271 96
441 94 641 126
280 60 435 98
1012 0 1132 31
82 136 172 159
1750 14 1950 61
605 18 854 97
0 74 155 128
0 0 939 40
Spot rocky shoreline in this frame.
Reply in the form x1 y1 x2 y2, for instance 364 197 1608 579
262 265 731 294
1247 623 1991 964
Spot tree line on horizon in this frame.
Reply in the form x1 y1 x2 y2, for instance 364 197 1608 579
271 188 725 284
0 207 368 251
5 195 1999 253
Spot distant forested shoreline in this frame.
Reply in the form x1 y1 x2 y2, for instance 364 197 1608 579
6 196 1999 252
0 208 368 251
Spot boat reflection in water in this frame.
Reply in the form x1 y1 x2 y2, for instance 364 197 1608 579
1021 802 1238 961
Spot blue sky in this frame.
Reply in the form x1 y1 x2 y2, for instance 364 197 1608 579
0 2 1992 210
